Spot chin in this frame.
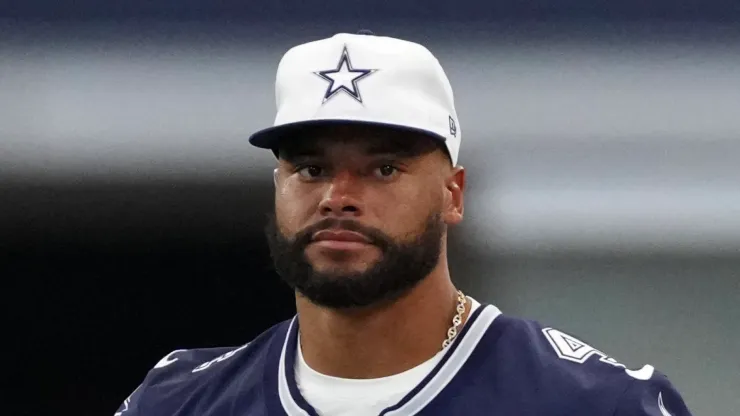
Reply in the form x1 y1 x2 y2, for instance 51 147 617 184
309 261 374 277
305 244 380 265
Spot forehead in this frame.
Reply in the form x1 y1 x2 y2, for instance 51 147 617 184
276 124 444 160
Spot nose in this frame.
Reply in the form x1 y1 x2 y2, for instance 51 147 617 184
318 171 362 217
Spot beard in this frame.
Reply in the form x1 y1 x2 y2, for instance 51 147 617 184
264 213 445 309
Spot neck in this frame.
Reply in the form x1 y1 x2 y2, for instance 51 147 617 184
296 257 470 379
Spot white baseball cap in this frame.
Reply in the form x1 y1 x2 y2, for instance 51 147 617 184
248 31 462 165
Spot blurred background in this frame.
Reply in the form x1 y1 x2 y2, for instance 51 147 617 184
3 1 740 415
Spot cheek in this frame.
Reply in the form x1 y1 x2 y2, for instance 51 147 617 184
275 182 317 234
374 183 439 231
275 195 299 235
394 180 440 210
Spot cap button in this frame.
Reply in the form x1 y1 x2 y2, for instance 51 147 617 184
356 29 375 36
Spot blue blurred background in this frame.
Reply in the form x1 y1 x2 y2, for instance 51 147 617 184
3 1 739 415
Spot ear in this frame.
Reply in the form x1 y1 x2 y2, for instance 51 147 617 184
443 166 465 225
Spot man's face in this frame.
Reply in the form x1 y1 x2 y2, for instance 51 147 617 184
265 125 465 309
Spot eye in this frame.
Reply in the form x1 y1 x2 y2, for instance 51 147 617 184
373 164 399 179
297 165 324 178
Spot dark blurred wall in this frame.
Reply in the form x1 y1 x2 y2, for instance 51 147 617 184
4 0 740 21
5 179 296 416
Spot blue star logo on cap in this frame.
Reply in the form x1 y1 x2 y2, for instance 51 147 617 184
314 46 376 104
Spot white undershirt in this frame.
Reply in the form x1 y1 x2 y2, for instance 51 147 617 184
294 298 481 416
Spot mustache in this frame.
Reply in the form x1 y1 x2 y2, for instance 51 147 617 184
292 218 391 250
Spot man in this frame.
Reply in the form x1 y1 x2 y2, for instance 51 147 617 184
115 32 693 415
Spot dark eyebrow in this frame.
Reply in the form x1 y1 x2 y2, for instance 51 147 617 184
365 138 439 159
278 131 441 162
279 145 324 163
284 143 426 160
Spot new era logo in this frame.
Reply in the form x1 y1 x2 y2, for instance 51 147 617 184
449 115 457 137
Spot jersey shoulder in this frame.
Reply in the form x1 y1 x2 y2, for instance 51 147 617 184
485 313 692 415
493 314 657 382
114 319 291 416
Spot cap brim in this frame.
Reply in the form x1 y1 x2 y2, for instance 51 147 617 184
248 119 447 152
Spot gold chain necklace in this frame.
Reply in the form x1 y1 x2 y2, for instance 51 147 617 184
441 290 467 349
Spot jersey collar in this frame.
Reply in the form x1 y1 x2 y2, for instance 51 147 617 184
264 303 501 416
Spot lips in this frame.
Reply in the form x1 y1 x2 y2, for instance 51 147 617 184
312 229 372 244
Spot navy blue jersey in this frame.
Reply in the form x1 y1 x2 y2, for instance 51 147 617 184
115 304 692 415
